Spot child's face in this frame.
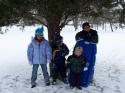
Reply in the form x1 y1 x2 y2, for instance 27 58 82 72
36 35 43 39
57 38 63 45
83 26 90 32
75 50 82 57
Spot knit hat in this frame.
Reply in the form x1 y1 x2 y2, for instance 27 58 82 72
82 22 90 29
35 26 44 36
74 47 83 54
54 35 63 44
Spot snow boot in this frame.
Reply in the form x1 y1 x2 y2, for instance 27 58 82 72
31 85 36 88
46 82 50 86
76 86 82 90
70 85 74 89
31 81 36 88
52 79 57 85
63 78 68 84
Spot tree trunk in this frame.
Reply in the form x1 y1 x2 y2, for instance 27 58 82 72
47 25 60 42
47 16 61 42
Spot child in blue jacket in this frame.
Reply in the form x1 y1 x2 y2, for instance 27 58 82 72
27 27 52 88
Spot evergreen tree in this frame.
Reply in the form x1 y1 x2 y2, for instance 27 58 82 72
0 0 124 40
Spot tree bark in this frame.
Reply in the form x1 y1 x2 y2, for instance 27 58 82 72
47 16 61 42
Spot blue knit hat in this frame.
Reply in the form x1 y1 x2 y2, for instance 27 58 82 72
35 26 44 36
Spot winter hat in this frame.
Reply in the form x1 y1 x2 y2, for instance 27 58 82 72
74 47 83 54
82 22 90 29
35 26 44 36
54 35 63 44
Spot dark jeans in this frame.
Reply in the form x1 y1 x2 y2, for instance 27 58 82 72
31 64 49 85
69 71 82 87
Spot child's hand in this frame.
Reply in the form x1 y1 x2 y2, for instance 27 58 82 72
29 61 33 65
84 41 90 44
65 61 69 64
83 67 88 71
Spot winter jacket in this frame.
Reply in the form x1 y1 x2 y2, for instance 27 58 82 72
75 29 98 44
67 55 86 73
50 35 63 53
52 43 69 65
27 38 52 64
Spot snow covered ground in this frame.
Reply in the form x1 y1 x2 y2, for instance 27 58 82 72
0 25 125 93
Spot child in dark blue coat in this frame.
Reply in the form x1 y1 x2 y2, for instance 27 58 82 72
51 35 69 84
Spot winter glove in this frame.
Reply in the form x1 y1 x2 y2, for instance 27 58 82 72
83 67 88 71
84 41 90 44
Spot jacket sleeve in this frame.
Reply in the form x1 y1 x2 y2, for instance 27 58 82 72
45 42 52 61
62 44 69 57
90 30 98 44
67 55 72 62
66 55 72 68
27 43 34 63
75 32 79 41
75 32 82 41
83 57 89 67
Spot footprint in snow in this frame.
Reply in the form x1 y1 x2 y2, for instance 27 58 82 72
114 86 121 93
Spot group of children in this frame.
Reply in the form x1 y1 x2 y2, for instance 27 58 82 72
27 27 88 90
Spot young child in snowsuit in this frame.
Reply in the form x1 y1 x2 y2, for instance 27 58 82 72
67 47 87 90
27 27 52 88
51 35 69 84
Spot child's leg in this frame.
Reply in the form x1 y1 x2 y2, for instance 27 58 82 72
60 65 67 79
31 64 39 85
52 64 58 81
69 71 75 87
40 64 50 84
76 73 82 89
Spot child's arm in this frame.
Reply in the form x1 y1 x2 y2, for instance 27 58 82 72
82 57 89 71
82 57 88 66
66 55 72 68
62 44 69 57
52 49 60 61
45 42 52 63
27 43 34 65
